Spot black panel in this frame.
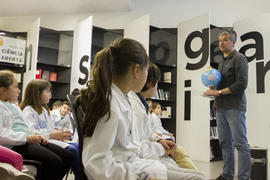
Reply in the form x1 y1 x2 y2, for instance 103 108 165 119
185 80 191 87
184 91 191 120
150 26 177 67
91 26 123 63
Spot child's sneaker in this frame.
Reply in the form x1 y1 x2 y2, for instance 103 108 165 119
0 162 34 180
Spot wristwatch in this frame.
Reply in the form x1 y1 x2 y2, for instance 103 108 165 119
218 90 222 96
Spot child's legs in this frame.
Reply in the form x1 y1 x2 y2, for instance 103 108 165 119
167 169 207 180
66 142 78 175
160 156 206 180
12 142 73 180
0 145 23 171
133 159 167 180
174 146 197 169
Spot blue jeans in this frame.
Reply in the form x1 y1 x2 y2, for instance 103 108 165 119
216 109 251 180
66 142 79 177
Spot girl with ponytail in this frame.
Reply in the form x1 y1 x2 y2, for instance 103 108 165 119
80 38 168 180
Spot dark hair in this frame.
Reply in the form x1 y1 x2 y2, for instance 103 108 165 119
62 101 71 107
78 38 149 137
0 70 15 88
71 88 80 96
52 100 63 108
219 29 237 42
141 62 161 91
20 79 52 114
152 101 161 110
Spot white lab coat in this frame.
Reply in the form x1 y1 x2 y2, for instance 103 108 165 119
51 109 71 130
0 101 28 148
151 113 169 135
22 106 69 148
128 92 208 180
82 84 167 180
128 92 163 143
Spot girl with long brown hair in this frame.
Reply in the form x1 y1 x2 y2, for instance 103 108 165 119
20 79 78 178
79 38 169 180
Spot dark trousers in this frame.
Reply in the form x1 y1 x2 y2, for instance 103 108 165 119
12 142 74 180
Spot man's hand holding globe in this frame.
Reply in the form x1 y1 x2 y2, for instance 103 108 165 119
202 67 222 99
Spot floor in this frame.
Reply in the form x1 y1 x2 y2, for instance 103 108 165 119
66 160 268 180
194 160 229 180
66 160 226 180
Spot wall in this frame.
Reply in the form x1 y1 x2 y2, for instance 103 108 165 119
177 14 210 162
233 12 270 161
210 0 270 27
1 0 270 30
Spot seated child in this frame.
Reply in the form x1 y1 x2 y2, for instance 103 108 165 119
80 39 206 180
0 145 23 171
129 62 198 170
151 102 175 142
0 70 74 180
20 79 79 177
51 101 72 130
51 100 62 111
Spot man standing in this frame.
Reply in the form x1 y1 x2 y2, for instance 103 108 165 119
204 30 251 180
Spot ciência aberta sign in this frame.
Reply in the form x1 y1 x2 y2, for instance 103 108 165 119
0 36 26 65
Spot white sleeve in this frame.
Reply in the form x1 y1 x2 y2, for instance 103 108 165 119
153 115 169 135
129 98 165 157
82 108 138 180
51 110 62 128
0 105 26 146
57 115 71 130
22 107 50 139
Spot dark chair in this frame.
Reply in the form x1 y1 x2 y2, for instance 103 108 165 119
66 94 88 180
23 159 42 179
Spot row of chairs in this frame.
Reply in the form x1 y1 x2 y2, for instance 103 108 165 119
66 94 88 180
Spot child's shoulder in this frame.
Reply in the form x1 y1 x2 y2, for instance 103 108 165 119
22 105 36 114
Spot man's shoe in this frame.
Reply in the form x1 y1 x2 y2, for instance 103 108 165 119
215 175 231 180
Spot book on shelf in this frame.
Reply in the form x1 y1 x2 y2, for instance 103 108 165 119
210 126 218 138
36 69 41 79
163 72 171 83
158 89 165 100
161 106 171 118
49 72 57 82
42 70 50 81
164 91 170 100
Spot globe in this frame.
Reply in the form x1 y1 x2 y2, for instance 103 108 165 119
201 67 221 88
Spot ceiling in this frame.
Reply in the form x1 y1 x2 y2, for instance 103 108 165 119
0 0 132 16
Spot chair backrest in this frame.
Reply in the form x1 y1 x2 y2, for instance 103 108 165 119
66 94 88 180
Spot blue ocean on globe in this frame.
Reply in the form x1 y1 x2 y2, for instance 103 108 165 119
201 67 222 87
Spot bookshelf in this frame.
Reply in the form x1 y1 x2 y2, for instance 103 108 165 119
37 27 73 107
209 25 230 161
210 100 222 161
91 26 123 63
149 26 177 136
0 30 27 102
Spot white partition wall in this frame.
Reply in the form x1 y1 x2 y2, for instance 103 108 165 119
71 16 93 91
124 14 150 54
23 18 40 94
233 12 270 160
177 14 210 162
0 17 40 96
